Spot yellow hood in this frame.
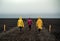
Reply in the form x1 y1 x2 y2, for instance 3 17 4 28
38 17 41 20
19 16 22 20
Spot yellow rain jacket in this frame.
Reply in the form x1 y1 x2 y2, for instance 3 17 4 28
17 17 24 28
36 17 43 30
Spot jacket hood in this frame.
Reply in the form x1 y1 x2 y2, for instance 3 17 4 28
38 17 41 20
28 18 31 20
19 16 22 20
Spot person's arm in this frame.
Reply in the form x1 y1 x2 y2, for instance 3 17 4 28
22 21 24 27
41 20 43 27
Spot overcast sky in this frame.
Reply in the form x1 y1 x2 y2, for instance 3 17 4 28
0 0 60 18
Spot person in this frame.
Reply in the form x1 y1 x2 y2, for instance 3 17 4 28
36 17 43 32
27 18 32 31
17 16 24 31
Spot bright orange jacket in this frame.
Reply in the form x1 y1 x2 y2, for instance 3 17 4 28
36 17 43 30
17 17 24 28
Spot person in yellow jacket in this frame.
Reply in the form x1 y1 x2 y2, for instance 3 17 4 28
17 16 24 31
36 17 43 32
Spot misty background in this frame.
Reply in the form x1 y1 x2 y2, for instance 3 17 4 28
0 0 60 18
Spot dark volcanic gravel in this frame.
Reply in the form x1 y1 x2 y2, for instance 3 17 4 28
0 21 55 41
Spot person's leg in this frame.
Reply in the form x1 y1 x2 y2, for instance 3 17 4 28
29 25 31 31
38 29 41 32
20 27 22 31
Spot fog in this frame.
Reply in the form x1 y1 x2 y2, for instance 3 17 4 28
0 0 60 18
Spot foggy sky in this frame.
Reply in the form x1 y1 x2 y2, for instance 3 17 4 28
0 0 60 18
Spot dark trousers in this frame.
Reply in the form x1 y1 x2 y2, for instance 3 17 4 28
38 29 41 32
29 25 31 31
19 27 22 31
